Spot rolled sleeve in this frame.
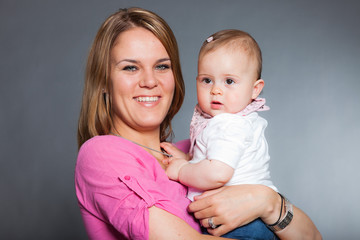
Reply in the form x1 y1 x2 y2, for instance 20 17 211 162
76 137 155 240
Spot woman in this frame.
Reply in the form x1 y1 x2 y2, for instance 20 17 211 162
75 7 321 239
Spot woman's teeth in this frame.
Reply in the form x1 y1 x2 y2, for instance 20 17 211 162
135 96 159 102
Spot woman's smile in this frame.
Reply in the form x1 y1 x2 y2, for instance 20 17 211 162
134 95 162 108
134 96 160 102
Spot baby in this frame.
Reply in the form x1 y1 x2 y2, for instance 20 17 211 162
162 29 278 239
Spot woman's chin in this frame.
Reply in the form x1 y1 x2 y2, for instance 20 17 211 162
135 118 164 131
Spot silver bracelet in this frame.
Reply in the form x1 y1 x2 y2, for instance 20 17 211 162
267 194 294 232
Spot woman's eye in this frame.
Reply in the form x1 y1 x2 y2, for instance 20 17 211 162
123 66 137 72
225 79 235 85
202 78 212 84
156 64 170 70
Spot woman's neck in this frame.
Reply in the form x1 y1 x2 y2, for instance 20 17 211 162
114 125 159 144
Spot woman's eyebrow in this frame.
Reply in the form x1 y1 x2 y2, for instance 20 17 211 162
114 58 170 65
114 59 138 66
157 58 171 63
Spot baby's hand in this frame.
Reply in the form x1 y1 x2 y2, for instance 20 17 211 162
164 157 188 181
160 142 189 160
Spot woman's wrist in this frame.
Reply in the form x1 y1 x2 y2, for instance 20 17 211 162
260 188 284 225
267 193 284 226
267 193 294 232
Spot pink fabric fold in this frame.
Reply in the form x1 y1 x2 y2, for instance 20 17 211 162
189 98 269 155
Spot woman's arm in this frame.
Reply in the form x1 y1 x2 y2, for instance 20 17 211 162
276 205 322 239
148 206 234 240
188 185 322 239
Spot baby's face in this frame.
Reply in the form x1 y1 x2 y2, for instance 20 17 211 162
196 46 260 117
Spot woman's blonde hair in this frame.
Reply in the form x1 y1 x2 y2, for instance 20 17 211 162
77 7 185 148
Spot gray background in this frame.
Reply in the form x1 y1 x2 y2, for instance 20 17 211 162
1 0 359 239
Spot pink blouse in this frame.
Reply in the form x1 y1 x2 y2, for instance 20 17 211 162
75 135 200 239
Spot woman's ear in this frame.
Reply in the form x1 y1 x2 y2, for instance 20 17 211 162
252 79 264 99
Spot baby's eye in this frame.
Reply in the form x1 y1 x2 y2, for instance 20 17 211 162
123 65 138 72
202 78 212 84
225 78 235 85
156 64 170 70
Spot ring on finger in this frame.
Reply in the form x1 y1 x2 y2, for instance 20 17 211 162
208 217 218 229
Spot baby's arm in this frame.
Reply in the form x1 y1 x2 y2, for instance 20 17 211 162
176 159 234 190
161 142 234 190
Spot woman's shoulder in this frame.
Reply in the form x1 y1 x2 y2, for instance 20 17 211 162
80 135 132 152
75 135 158 186
81 134 117 147
77 135 139 168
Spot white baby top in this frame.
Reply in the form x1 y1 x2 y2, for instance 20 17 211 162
187 112 277 201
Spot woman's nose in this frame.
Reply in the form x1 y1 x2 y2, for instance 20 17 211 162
139 70 158 88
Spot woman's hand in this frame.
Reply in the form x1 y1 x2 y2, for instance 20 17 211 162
188 185 322 239
188 184 279 236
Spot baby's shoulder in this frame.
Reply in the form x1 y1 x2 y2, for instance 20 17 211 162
203 114 253 138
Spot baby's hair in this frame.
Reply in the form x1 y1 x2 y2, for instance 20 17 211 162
199 29 262 79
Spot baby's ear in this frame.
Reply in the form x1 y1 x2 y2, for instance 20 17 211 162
252 79 264 99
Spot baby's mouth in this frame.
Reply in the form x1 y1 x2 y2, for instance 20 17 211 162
211 101 222 105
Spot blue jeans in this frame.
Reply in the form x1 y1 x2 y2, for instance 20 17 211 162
203 218 279 240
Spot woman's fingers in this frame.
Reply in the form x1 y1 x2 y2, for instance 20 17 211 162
206 224 231 237
188 197 213 219
200 217 221 228
200 217 238 237
188 187 224 219
194 188 223 200
189 185 279 236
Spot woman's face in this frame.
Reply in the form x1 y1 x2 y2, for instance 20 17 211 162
109 27 175 135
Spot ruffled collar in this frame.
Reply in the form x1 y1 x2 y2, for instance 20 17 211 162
189 98 269 155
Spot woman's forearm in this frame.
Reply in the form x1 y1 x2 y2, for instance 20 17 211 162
258 190 322 239
274 205 322 240
149 206 234 240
